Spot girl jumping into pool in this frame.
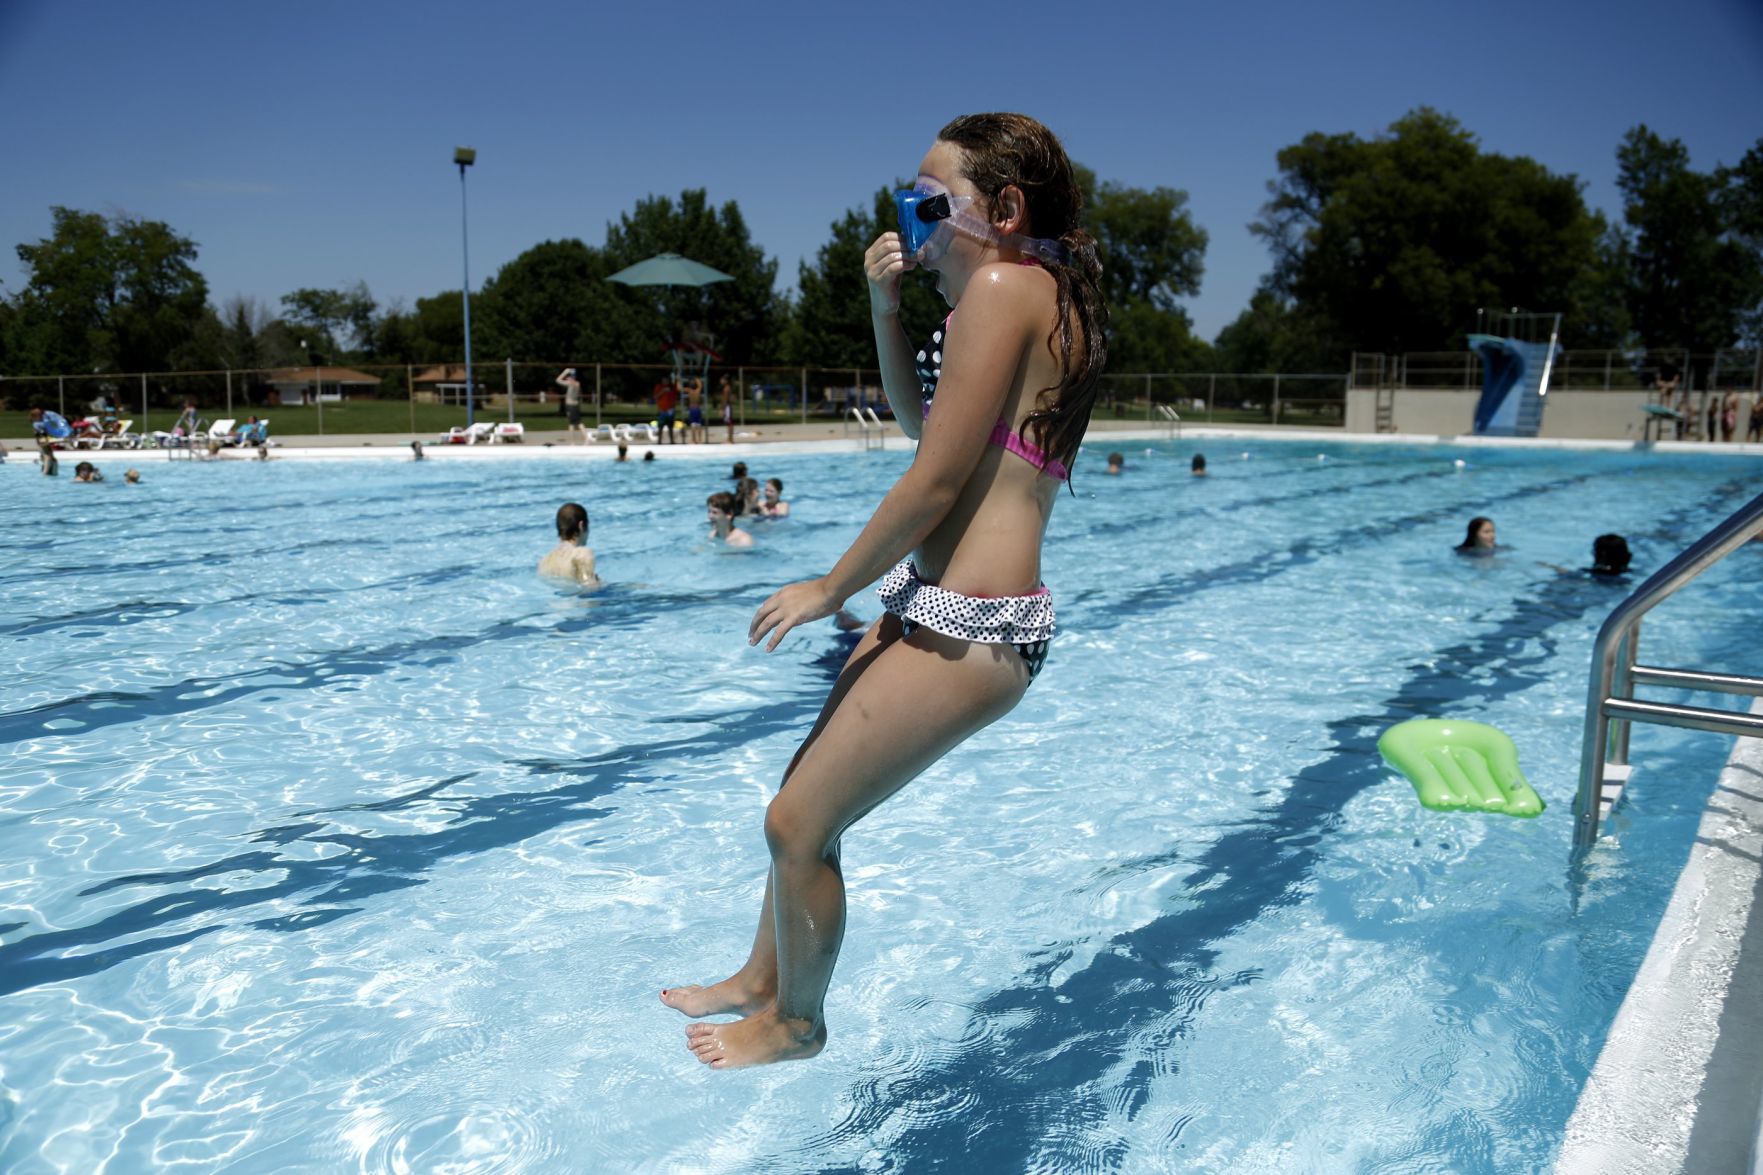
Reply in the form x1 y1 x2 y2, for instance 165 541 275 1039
662 112 1107 1068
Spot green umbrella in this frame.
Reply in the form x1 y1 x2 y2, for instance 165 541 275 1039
606 253 733 287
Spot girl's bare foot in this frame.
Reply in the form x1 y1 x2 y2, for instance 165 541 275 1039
658 976 773 1019
684 1009 825 1069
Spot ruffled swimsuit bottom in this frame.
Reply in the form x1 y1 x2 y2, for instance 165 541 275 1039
877 560 1055 681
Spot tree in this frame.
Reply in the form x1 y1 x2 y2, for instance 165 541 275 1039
1077 165 1210 372
602 189 785 364
1718 140 1763 346
1616 126 1763 356
1214 291 1340 374
1252 108 1606 359
6 207 209 374
473 238 640 363
280 282 376 358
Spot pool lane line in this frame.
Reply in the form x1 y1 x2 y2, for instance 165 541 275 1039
766 475 1756 1172
0 679 837 999
0 580 781 743
0 564 484 640
1069 468 1600 623
0 467 1595 742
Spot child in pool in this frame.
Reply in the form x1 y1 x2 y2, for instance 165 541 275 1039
664 112 1107 1069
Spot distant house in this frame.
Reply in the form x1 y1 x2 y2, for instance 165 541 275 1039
413 364 487 405
265 366 382 406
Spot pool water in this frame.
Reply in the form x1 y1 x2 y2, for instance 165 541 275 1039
1 441 1759 1172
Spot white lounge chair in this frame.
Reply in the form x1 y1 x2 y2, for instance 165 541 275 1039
207 419 237 445
465 422 495 445
590 424 617 443
492 422 525 444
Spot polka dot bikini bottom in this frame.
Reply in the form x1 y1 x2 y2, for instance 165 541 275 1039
876 560 1055 682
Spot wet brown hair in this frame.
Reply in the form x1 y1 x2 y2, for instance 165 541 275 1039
556 502 588 541
707 491 739 516
937 112 1109 486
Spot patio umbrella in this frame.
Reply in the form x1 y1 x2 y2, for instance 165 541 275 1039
605 253 733 288
608 253 735 394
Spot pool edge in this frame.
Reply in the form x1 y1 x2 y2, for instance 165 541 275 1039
1557 699 1763 1175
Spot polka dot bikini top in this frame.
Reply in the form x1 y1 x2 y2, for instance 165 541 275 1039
915 316 1070 482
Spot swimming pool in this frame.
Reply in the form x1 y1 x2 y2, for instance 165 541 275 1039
1 441 1759 1172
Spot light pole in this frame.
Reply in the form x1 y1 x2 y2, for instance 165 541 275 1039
455 146 477 427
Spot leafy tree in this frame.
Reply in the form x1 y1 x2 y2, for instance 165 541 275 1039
473 238 641 363
1214 291 1341 373
1615 126 1763 355
280 282 376 358
1077 165 1210 372
1718 140 1763 346
602 189 785 364
375 292 465 363
6 207 209 374
1252 108 1606 358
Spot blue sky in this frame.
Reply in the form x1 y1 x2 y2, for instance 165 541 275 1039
3 0 1760 350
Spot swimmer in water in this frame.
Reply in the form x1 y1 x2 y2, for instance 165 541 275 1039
706 491 754 548
761 478 790 517
537 502 601 586
665 112 1106 1069
1104 451 1124 474
1190 453 1206 477
1455 516 1497 556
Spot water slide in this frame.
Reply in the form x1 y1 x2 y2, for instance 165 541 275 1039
1466 334 1558 437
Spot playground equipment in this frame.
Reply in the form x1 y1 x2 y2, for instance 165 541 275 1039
1466 309 1561 437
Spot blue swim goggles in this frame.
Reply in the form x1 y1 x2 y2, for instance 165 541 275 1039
892 184 1070 266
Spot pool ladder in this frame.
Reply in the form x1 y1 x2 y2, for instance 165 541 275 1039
1574 488 1763 854
848 406 886 451
1155 404 1182 440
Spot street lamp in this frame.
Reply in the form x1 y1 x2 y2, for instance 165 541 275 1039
454 146 477 427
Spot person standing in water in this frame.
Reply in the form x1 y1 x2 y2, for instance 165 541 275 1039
537 502 600 586
664 113 1107 1069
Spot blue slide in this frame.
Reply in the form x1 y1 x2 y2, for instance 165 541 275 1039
1467 334 1557 437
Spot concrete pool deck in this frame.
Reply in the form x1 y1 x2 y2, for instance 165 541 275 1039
11 420 1763 464
1558 701 1763 1175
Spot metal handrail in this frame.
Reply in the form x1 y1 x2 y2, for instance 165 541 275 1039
848 406 883 451
1574 489 1763 852
1155 404 1182 440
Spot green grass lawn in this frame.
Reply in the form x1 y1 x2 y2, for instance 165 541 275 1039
5 397 1345 445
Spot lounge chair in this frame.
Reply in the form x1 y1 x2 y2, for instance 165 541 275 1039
590 424 617 443
465 422 495 445
206 419 237 446
438 426 469 444
98 419 138 449
69 418 136 450
230 419 269 447
492 422 525 443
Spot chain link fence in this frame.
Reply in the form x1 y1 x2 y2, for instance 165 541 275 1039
2 361 1357 440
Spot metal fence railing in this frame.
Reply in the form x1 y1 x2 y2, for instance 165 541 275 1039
1352 349 1762 394
1 362 1355 438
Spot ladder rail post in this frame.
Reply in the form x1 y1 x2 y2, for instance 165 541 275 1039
1613 620 1641 766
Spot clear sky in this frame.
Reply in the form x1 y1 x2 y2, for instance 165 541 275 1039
3 0 1760 349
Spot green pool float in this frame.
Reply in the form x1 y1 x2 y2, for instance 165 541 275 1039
1377 719 1545 817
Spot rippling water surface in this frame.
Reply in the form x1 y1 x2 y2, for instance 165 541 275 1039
1 440 1759 1173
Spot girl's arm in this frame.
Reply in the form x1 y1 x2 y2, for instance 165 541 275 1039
750 269 1038 650
865 233 927 439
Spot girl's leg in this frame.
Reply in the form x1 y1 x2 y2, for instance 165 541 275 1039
661 615 905 1017
686 626 1029 1069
